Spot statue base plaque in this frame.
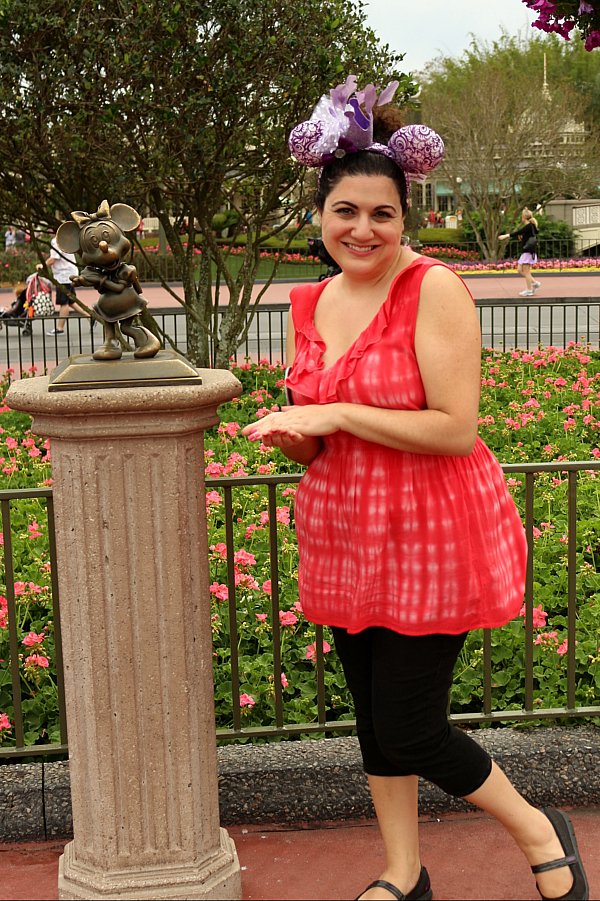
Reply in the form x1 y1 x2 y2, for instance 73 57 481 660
48 349 203 391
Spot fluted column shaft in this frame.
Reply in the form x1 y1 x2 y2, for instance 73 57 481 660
6 372 242 900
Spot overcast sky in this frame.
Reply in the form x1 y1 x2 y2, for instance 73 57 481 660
362 0 540 74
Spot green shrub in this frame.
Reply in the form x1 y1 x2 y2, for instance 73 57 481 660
0 249 41 286
417 227 468 245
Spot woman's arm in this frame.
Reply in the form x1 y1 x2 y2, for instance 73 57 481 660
245 267 481 457
499 225 526 240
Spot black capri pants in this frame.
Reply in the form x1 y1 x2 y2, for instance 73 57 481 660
331 626 492 797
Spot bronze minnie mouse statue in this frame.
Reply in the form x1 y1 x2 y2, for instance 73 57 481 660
56 200 161 361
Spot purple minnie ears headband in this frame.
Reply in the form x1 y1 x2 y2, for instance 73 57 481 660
288 75 445 188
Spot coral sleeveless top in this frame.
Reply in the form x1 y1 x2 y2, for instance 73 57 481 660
285 257 527 636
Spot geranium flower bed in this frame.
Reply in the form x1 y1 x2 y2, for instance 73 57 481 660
447 257 600 274
0 346 599 747
138 243 600 273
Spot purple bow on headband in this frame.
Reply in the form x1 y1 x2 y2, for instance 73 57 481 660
288 76 444 186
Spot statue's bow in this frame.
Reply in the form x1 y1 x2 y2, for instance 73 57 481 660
70 199 111 227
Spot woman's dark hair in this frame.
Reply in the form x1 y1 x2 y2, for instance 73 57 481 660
314 106 408 215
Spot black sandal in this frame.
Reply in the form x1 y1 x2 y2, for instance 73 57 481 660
355 865 432 900
532 808 589 900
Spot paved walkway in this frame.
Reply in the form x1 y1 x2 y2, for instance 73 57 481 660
1 809 598 900
2 269 594 313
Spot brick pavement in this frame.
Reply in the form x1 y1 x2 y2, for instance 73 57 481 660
1 809 598 900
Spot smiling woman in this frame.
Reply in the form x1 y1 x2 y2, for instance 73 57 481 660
242 76 589 901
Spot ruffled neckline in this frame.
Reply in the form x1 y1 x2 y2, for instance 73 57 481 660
287 257 426 403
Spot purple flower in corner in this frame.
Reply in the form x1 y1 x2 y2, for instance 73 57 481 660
522 0 600 48
525 0 557 11
584 27 600 47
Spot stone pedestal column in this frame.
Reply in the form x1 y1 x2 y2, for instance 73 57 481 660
7 371 242 900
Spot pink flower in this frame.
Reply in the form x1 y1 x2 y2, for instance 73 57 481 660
262 580 272 595
0 713 11 732
557 639 569 656
28 521 42 539
205 490 222 507
255 613 268 622
234 572 259 590
209 582 229 601
279 610 298 627
239 693 255 708
222 422 241 438
205 461 226 476
519 604 548 629
276 506 290 525
209 542 228 559
534 631 559 646
5 436 18 450
234 549 256 567
22 631 45 647
305 640 332 661
281 672 289 689
24 653 49 668
226 452 246 466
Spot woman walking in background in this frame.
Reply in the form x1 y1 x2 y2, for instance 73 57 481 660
500 207 541 298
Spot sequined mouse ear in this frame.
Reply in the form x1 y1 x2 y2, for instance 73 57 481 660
289 84 357 167
387 125 445 184
288 118 330 167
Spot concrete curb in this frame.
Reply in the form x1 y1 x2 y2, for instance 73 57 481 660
0 726 598 841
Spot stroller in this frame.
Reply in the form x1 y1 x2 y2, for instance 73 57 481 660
0 283 28 332
0 272 53 335
307 237 342 281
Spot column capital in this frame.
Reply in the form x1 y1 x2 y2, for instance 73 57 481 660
6 370 241 439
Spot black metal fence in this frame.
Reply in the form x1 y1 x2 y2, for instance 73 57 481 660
1 460 599 760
